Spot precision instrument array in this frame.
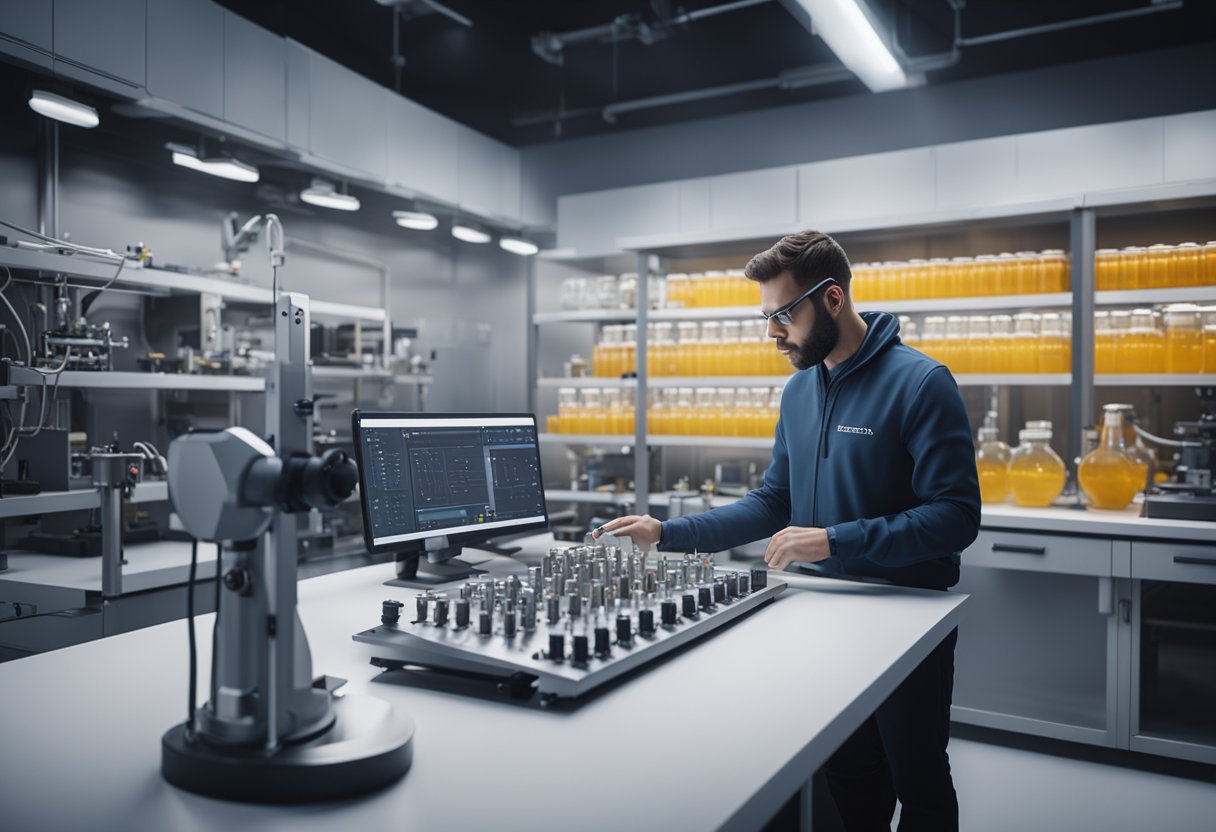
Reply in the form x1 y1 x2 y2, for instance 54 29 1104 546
353 541 785 702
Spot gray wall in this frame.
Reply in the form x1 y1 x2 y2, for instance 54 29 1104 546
0 97 530 415
521 42 1216 226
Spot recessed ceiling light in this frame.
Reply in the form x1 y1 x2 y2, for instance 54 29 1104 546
169 147 260 183
499 236 539 256
300 179 360 211
393 210 439 231
28 90 99 128
790 0 907 92
451 224 491 244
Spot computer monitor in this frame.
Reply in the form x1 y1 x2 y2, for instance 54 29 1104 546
351 411 549 585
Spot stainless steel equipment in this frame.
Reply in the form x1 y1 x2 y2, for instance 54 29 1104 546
1143 386 1216 522
160 290 414 803
354 543 783 704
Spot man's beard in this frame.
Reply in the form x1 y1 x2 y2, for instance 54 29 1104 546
776 297 840 371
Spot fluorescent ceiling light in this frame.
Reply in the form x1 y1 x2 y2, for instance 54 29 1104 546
170 149 260 183
393 210 439 231
28 90 99 128
451 224 491 244
499 236 539 256
300 180 360 211
790 0 907 92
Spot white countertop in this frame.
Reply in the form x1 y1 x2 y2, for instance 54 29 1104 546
979 503 1215 543
0 560 966 832
0 539 217 594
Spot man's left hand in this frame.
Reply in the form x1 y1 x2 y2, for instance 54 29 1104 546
764 526 831 570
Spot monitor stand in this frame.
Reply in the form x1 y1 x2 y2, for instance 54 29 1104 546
384 535 529 588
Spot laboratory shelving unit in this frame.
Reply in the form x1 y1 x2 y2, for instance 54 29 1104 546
530 179 1216 516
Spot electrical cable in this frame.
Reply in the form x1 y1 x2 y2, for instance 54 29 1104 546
0 267 32 364
1133 422 1197 448
81 255 127 316
211 542 221 716
186 537 198 741
0 217 123 260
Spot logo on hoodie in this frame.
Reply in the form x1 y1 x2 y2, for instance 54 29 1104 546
836 424 874 436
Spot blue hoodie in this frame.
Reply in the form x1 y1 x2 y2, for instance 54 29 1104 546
659 311 980 590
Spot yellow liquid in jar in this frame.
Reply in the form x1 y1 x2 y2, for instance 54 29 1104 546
1204 330 1216 373
1078 451 1142 510
977 457 1011 503
1009 459 1065 507
1166 330 1204 373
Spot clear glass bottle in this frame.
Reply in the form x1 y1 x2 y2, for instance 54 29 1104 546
1203 305 1216 374
1109 403 1154 490
976 411 1012 504
1009 425 1066 507
1109 310 1131 373
1164 303 1204 373
1078 405 1142 510
1174 242 1201 287
1094 248 1120 291
1012 313 1040 373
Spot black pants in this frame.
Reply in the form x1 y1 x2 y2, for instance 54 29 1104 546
824 627 959 832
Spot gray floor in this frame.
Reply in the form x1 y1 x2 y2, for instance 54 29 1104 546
904 736 1216 832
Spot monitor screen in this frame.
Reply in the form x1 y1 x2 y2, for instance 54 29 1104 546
352 412 549 551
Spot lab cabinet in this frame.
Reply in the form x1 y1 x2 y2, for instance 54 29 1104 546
1129 540 1216 765
951 527 1216 765
146 0 223 118
53 0 146 90
0 0 53 67
306 48 386 179
952 530 1118 746
223 10 286 142
385 93 460 203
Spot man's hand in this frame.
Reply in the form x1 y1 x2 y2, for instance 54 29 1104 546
764 526 831 570
592 515 662 549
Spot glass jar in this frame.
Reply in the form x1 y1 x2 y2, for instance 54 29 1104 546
1014 251 1038 295
920 315 946 363
1163 303 1204 373
693 388 718 435
883 261 906 301
851 263 871 302
1144 244 1175 289
976 419 1012 504
1203 306 1216 374
593 274 620 309
899 316 920 350
1012 313 1040 373
1203 242 1216 285
927 257 950 299
989 314 1014 374
944 315 967 373
556 387 579 433
1009 427 1066 507
1040 249 1070 293
1109 310 1131 373
720 320 743 376
593 325 619 378
1078 405 1142 510
621 323 638 375
1094 310 1113 374
1174 242 1201 287
665 273 690 308
617 273 638 309
1038 312 1070 373
1108 403 1154 490
995 252 1019 296
974 255 997 296
650 322 675 376
559 276 588 310
907 258 930 299
1094 248 1120 291
949 256 974 298
966 315 991 374
698 321 722 377
676 321 700 376
1119 246 1146 290
717 387 738 436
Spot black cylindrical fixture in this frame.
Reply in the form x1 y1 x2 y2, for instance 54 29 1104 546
594 627 611 657
502 608 517 637
549 633 564 661
616 613 632 645
682 593 697 617
434 597 449 626
547 596 561 625
381 599 404 626
639 609 655 636
455 598 470 628
725 573 739 597
479 611 492 635
661 599 677 626
713 580 726 603
739 572 751 594
699 585 713 611
751 568 767 589
573 634 590 664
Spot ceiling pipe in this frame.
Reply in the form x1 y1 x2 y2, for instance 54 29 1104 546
531 0 773 66
518 0 1184 130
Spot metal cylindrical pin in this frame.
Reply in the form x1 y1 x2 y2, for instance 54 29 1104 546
547 596 561 625
568 592 582 617
455 598 470 628
502 606 517 638
434 597 449 626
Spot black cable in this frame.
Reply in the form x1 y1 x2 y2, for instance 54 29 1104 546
186 538 198 740
81 256 126 316
211 542 221 714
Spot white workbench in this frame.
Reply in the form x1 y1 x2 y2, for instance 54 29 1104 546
979 503 1215 542
0 558 966 832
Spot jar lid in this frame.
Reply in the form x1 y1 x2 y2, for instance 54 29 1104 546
1177 242 1200 249
1019 429 1052 441
1095 248 1119 255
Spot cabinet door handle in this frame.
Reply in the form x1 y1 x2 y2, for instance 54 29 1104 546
992 542 1046 555
1173 556 1216 567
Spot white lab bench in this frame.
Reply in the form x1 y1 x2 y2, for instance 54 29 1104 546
0 557 966 831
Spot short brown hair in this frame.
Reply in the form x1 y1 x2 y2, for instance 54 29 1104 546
744 229 852 294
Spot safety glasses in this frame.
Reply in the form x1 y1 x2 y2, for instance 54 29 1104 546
760 277 838 326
